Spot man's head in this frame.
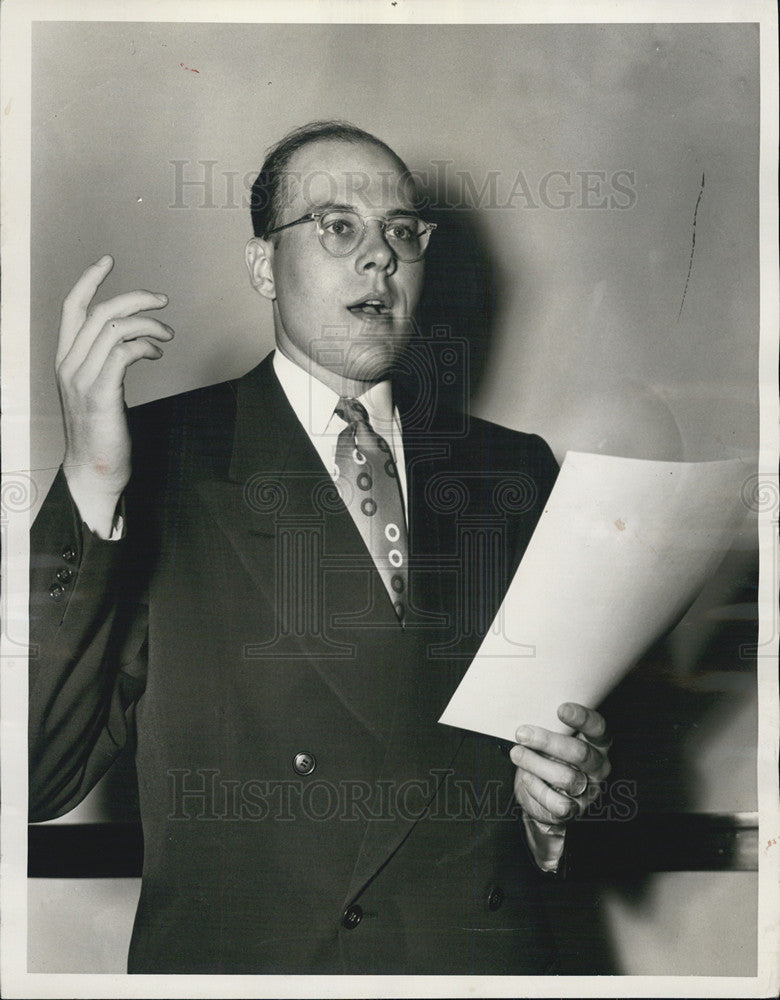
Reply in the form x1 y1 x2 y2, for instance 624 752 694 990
246 121 429 395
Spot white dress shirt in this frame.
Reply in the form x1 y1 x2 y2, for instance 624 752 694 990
273 348 408 522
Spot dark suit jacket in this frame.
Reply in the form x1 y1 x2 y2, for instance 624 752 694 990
29 351 560 974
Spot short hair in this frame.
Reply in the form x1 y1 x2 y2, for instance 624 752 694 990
250 120 413 239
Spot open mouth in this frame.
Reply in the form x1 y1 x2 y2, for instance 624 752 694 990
347 296 393 318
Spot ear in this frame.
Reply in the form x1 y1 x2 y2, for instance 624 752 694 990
245 237 276 300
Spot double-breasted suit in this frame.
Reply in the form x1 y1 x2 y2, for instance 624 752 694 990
29 351 560 974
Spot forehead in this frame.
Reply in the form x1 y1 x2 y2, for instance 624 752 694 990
282 138 416 216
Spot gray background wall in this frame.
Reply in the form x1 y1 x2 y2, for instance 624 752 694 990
28 20 759 976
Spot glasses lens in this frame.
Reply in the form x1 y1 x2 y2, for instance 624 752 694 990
384 216 429 261
318 211 431 260
318 211 363 256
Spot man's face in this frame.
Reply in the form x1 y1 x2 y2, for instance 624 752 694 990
246 138 424 392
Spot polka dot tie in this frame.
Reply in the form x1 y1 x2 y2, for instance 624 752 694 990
334 397 409 623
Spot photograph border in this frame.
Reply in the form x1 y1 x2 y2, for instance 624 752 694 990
2 2 778 997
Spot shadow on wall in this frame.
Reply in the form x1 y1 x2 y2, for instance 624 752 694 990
412 191 503 408
410 189 687 465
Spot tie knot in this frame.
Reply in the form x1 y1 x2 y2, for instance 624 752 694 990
336 397 370 427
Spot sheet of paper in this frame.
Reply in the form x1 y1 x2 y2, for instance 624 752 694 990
438 452 748 741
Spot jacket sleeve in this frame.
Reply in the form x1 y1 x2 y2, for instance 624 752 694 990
28 467 148 821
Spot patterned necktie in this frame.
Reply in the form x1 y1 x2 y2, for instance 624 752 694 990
334 397 408 622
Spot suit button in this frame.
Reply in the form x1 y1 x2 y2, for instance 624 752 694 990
61 546 76 563
56 567 73 584
488 886 504 911
49 583 65 601
342 904 363 929
293 752 316 776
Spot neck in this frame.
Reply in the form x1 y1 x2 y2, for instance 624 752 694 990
274 341 385 399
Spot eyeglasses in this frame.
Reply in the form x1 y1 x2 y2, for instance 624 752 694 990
265 209 437 262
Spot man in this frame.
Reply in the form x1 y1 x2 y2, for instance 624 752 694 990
29 121 611 974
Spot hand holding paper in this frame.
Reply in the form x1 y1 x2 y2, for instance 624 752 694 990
511 702 612 829
439 452 747 742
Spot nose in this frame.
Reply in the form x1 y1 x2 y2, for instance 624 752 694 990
353 218 397 275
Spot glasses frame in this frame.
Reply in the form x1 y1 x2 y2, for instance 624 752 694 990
265 210 437 262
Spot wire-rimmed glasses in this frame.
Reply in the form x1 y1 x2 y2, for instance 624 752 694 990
265 209 437 262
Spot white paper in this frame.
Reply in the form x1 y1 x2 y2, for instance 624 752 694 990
439 452 748 741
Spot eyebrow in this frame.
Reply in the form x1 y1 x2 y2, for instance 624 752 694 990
310 201 355 213
311 201 419 218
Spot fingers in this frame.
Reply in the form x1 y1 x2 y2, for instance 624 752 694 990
513 756 604 826
557 702 610 746
70 316 174 387
58 255 115 360
514 769 579 824
60 289 171 370
56 257 173 409
57 254 170 367
54 257 174 504
514 724 610 780
577 779 604 810
97 336 166 391
509 743 588 797
512 709 612 825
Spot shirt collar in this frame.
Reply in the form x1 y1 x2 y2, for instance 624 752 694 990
272 349 395 435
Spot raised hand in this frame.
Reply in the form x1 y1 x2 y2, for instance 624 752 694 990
55 255 173 536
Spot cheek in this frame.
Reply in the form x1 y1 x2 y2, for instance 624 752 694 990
277 251 341 314
275 258 322 324
399 265 425 311
275 252 306 300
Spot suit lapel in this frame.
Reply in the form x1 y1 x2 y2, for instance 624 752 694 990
196 356 404 744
